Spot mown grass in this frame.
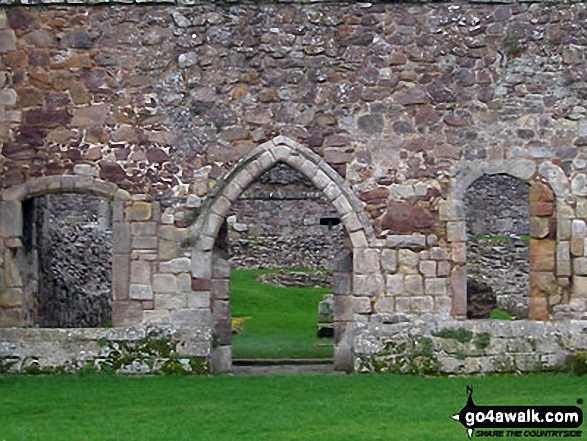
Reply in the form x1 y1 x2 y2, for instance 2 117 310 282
230 269 333 359
0 374 584 441
489 308 513 320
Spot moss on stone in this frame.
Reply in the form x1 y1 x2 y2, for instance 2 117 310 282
433 328 473 343
475 332 491 351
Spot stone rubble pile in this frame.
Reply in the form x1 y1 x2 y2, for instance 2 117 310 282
36 219 112 328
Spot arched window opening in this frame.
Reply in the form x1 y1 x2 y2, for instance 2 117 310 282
22 193 113 328
464 174 530 319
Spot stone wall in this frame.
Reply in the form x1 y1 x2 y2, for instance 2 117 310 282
31 194 112 327
465 174 530 237
356 314 587 375
227 164 346 269
0 2 587 374
465 174 530 317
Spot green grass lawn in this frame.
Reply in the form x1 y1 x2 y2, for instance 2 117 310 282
0 374 584 441
230 269 333 359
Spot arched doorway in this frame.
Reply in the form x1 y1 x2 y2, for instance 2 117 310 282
190 137 373 373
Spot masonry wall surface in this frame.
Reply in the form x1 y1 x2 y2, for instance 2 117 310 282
0 1 586 374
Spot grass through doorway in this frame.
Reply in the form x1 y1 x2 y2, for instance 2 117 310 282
230 269 333 359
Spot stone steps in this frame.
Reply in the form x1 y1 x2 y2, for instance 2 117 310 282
232 358 337 376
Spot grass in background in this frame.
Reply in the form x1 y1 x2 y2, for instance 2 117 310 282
489 308 513 320
475 235 530 243
0 374 584 441
230 269 333 359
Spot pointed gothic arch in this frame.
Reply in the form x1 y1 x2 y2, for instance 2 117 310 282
190 136 372 373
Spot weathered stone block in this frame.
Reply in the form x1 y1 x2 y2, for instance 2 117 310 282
556 244 571 277
0 30 16 52
332 272 351 296
131 222 157 237
155 293 187 310
158 239 181 261
386 235 426 250
160 257 191 273
386 273 404 295
353 274 384 296
129 284 153 300
341 212 362 233
531 202 553 217
333 295 353 320
354 249 379 274
352 297 371 314
126 202 152 222
0 308 23 327
398 249 418 274
130 260 151 284
438 200 464 221
112 301 143 327
112 254 129 301
419 261 436 278
437 261 451 277
529 216 549 239
71 103 108 127
381 202 433 234
572 219 586 237
450 266 467 317
212 252 230 279
410 296 433 313
192 249 212 279
153 274 178 293
528 274 555 321
573 258 587 276
425 278 447 295
0 288 21 307
349 231 368 249
577 199 587 218
452 243 466 264
211 279 229 300
0 201 21 237
529 239 555 271
557 217 572 242
332 194 352 217
570 237 584 257
132 236 157 250
374 297 394 314
187 292 210 309
191 277 211 291
405 274 423 295
573 276 587 298
178 273 191 292
395 297 411 314
430 247 448 260
381 249 397 273
446 221 466 242
0 89 16 106
332 251 352 272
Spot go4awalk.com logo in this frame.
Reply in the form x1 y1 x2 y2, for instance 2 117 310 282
451 386 584 439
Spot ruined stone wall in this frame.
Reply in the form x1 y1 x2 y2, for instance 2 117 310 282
228 164 345 269
33 194 112 328
0 2 586 374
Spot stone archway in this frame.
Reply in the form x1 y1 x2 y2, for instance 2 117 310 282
0 174 131 327
191 136 373 373
445 160 567 321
